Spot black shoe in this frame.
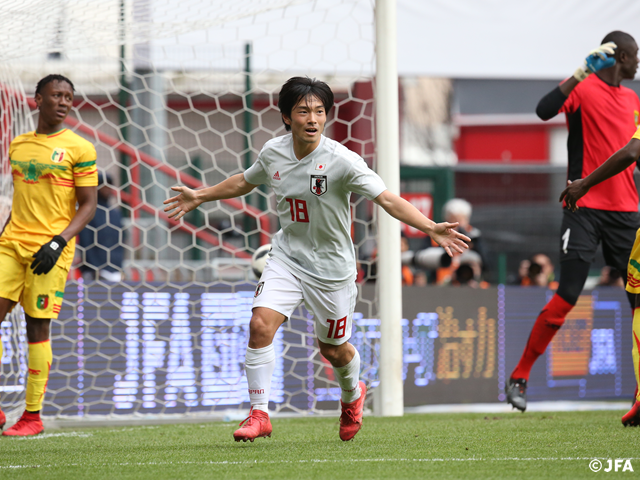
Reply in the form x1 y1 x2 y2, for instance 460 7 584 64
505 378 527 412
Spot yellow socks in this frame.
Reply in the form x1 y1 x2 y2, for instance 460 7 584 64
26 340 52 413
633 308 640 402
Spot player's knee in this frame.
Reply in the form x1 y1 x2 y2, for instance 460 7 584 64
556 285 581 307
319 344 340 364
318 341 352 366
556 259 590 306
25 317 51 343
248 311 281 348
0 298 14 322
249 315 270 340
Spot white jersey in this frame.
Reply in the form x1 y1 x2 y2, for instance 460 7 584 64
244 134 387 291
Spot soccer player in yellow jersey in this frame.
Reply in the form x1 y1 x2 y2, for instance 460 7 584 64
0 74 97 436
561 125 640 426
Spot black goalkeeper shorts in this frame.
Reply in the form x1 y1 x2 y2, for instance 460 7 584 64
559 207 640 271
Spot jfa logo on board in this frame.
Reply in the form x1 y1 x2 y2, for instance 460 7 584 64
589 459 634 472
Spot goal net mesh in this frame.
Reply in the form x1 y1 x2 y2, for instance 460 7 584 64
0 0 383 420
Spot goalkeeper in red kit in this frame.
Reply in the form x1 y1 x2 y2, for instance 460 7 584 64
561 121 640 425
506 31 640 412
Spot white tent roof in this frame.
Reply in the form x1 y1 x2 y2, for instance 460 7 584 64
3 0 638 80
398 0 640 79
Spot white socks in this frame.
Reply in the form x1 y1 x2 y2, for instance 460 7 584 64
245 343 361 409
333 348 361 403
245 344 276 413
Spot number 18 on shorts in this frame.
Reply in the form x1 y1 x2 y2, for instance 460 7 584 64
252 259 357 345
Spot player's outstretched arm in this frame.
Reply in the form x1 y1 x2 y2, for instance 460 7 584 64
373 190 471 257
164 173 258 220
560 137 640 211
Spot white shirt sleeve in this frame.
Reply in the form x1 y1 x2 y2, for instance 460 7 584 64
343 156 387 200
243 154 270 186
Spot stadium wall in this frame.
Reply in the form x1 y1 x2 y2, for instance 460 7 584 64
1 284 630 417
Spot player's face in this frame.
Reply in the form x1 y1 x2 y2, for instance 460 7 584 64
284 95 326 148
36 80 74 126
621 42 639 79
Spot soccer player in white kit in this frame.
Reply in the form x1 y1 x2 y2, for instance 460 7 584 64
164 77 470 442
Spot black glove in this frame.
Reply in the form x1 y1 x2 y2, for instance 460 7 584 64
31 235 67 275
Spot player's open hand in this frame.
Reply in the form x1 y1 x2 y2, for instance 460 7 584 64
429 222 471 257
559 179 589 212
163 186 202 220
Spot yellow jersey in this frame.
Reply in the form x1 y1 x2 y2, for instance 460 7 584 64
2 128 98 270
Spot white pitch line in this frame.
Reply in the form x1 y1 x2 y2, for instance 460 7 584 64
105 426 160 433
2 456 639 469
11 432 93 441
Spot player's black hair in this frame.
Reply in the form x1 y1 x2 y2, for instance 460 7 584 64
602 31 636 57
35 74 75 96
278 77 334 131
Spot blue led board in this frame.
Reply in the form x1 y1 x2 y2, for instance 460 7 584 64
1 283 633 416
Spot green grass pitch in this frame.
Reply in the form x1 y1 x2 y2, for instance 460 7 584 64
1 411 637 479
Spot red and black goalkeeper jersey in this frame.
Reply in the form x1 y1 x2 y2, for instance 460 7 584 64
560 74 640 212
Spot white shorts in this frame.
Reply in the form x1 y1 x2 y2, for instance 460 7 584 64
253 259 357 345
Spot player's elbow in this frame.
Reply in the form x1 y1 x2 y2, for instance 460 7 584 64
88 204 97 222
77 192 96 213
82 202 97 224
624 139 640 164
536 86 566 121
535 102 556 121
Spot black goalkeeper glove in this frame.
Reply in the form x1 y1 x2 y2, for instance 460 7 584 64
31 235 67 275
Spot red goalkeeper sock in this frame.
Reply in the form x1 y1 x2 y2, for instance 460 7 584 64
511 293 573 381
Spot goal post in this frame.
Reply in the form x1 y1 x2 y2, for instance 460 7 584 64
374 0 404 417
0 0 405 421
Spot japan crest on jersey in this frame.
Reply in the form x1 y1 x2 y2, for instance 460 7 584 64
310 175 327 196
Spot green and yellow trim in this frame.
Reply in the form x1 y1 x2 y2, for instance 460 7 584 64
75 160 96 168
34 128 68 138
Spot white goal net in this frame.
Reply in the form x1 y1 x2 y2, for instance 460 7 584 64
0 0 387 420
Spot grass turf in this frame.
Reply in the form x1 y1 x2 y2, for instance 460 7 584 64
0 410 637 479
